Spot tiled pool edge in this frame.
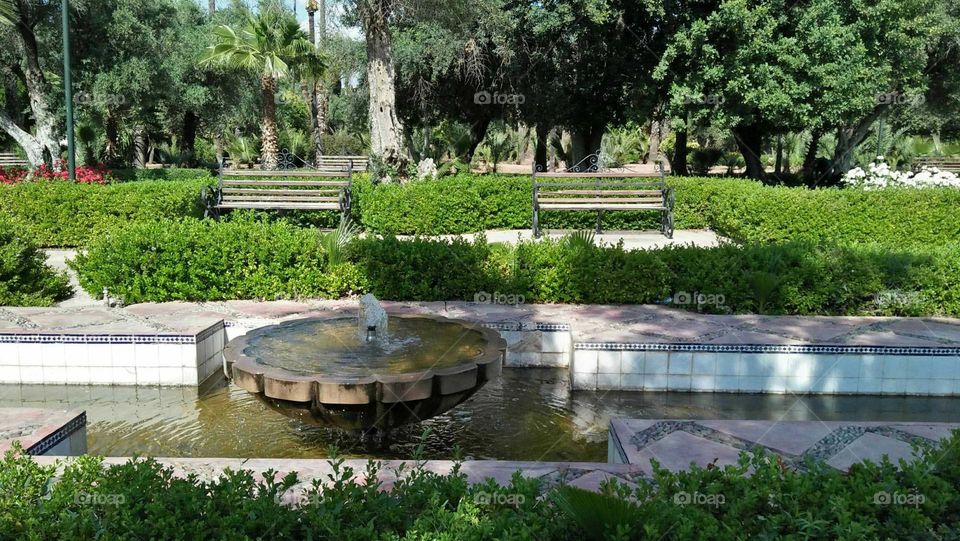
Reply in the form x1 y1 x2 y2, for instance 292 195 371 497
573 343 960 396
0 321 225 386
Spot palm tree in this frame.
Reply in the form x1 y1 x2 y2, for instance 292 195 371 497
0 0 15 26
203 7 323 168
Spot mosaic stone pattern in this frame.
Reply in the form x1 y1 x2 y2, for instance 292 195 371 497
609 419 960 475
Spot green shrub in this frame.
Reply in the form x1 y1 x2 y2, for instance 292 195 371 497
704 181 960 247
0 180 209 247
347 235 501 301
71 216 960 315
4 431 960 539
71 216 364 303
354 174 711 234
109 167 215 183
0 219 71 306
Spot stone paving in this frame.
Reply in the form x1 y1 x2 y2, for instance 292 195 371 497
5 300 960 348
0 407 86 455
609 418 960 475
30 455 646 496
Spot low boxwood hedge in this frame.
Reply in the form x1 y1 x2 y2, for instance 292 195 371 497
0 180 210 247
352 173 960 249
71 216 363 302
0 218 71 306
70 218 960 316
4 432 960 540
109 167 216 183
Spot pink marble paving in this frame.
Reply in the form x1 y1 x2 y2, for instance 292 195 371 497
0 408 84 454
1 301 958 348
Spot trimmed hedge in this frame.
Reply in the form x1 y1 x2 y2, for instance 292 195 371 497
71 218 960 316
353 174 960 249
0 180 210 247
5 432 960 540
704 181 960 247
109 167 216 183
71 216 362 303
0 219 71 306
353 175 712 234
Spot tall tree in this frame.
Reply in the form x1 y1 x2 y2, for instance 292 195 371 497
356 0 407 169
204 6 323 168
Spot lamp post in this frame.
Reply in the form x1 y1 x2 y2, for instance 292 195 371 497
62 0 76 181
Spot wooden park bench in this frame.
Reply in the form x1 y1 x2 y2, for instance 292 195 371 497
212 166 352 217
0 152 28 169
316 155 368 173
914 156 960 173
532 161 674 238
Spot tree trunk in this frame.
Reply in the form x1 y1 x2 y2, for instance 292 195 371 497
180 111 199 165
568 126 603 170
802 129 821 179
647 118 662 165
208 0 214 15
313 0 328 161
133 125 147 168
733 125 766 180
533 124 549 172
1 10 60 168
774 134 783 175
465 117 491 162
672 127 688 176
358 0 407 171
832 107 887 175
215 133 225 167
104 114 120 166
260 74 280 168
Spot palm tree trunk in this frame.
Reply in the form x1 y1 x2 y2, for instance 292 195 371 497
208 0 214 15
260 74 279 168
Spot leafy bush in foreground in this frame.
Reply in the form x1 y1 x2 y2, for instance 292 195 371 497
3 431 960 540
0 219 71 306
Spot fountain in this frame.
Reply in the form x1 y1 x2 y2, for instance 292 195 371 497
225 295 505 430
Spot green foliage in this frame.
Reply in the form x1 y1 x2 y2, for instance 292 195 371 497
71 214 960 316
0 180 209 247
348 235 501 301
0 219 71 306
109 168 215 183
354 174 712 235
5 431 960 539
71 216 363 304
704 182 960 247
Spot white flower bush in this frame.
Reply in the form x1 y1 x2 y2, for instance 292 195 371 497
844 157 960 189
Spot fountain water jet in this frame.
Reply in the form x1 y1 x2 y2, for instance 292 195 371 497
225 296 505 430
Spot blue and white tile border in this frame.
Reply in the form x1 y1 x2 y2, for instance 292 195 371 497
26 411 87 456
572 342 960 396
0 321 226 386
575 342 960 356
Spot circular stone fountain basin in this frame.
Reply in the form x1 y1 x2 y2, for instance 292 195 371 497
226 315 506 430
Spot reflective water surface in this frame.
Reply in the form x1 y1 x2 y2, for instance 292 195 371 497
245 317 489 376
3 369 959 462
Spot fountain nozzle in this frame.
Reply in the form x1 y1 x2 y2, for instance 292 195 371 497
365 325 377 342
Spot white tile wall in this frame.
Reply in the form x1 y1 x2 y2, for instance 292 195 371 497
569 349 960 396
0 323 226 386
